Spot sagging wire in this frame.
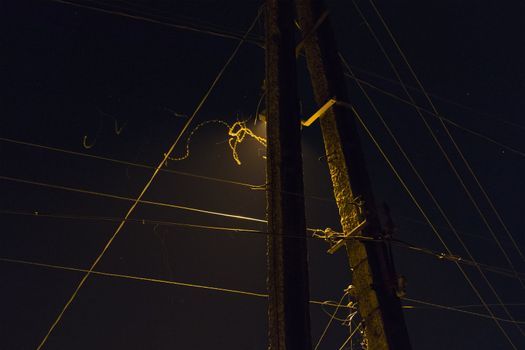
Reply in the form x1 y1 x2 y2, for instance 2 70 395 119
314 286 359 350
314 291 350 350
0 256 359 310
319 300 358 324
339 321 364 350
34 8 264 350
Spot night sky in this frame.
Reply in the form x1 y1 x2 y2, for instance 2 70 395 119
1 0 525 349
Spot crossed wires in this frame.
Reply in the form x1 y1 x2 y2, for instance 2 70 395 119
314 288 358 350
1 206 524 284
46 0 264 45
47 0 525 161
5 2 524 348
354 0 525 272
342 0 524 347
32 8 263 350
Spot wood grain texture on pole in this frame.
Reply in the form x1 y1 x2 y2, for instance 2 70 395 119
295 0 412 349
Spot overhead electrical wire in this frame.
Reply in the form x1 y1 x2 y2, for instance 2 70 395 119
50 0 523 142
355 0 525 332
449 302 525 309
0 256 343 309
392 236 525 282
314 291 350 350
0 137 257 188
363 0 525 268
0 136 334 203
356 1 525 343
8 2 523 343
319 301 355 322
0 209 263 234
46 0 264 45
395 214 492 242
340 55 525 288
342 73 525 159
0 175 266 224
2 255 524 327
33 9 263 350
48 0 524 138
338 99 520 348
1 207 523 283
402 297 525 325
338 322 363 350
343 61 525 133
88 0 260 39
2 257 346 309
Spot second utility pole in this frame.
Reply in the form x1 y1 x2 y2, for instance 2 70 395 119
295 0 412 349
265 0 312 349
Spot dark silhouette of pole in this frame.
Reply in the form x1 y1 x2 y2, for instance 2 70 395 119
265 0 312 349
295 0 412 349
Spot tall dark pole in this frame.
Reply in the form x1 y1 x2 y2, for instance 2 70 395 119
265 0 312 349
295 0 412 349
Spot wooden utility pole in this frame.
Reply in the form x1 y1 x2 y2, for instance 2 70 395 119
295 0 412 349
265 0 312 350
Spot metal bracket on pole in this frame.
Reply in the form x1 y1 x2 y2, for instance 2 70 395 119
311 196 367 254
301 98 336 127
312 219 368 254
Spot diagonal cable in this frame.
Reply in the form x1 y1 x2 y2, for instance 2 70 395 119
0 256 348 309
353 0 525 342
314 291 349 350
33 9 262 350
340 74 525 159
338 99 519 349
365 0 525 268
0 136 334 203
2 208 525 282
46 0 263 45
0 175 266 224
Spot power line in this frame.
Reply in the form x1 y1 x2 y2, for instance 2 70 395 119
87 0 262 40
3 207 524 284
0 209 263 234
342 72 525 159
48 0 525 139
339 56 525 285
0 136 334 203
391 237 525 283
33 9 263 350
46 0 264 45
362 1 525 343
338 99 520 347
442 119 525 158
338 322 363 350
362 0 525 268
314 292 350 350
343 62 525 133
402 297 525 325
451 303 525 310
0 137 257 188
396 215 491 242
0 256 347 309
353 1 525 344
0 175 266 224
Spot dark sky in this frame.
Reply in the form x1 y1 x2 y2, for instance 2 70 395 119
1 0 525 349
